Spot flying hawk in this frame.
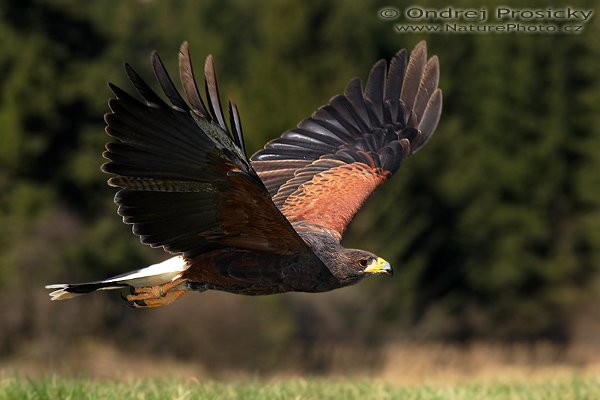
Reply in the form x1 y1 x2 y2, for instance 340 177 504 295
46 41 442 308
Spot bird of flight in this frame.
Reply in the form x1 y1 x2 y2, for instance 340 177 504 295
46 41 442 308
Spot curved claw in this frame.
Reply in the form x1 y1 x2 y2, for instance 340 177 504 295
121 292 145 308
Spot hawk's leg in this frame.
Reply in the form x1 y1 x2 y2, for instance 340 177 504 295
125 277 188 308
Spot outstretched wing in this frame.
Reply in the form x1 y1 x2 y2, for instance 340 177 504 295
251 41 442 238
103 42 309 258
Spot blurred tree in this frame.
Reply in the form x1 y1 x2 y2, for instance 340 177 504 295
354 7 600 341
1 0 600 370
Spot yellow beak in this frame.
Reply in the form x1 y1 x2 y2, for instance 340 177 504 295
364 257 393 276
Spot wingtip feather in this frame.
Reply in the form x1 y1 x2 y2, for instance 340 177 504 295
178 42 210 117
204 54 227 130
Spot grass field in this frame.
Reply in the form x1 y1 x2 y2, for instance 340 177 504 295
1 376 600 400
3 342 600 399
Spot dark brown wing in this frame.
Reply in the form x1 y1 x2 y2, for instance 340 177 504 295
251 41 442 237
103 42 310 258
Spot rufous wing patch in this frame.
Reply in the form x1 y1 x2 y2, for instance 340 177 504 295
280 162 389 236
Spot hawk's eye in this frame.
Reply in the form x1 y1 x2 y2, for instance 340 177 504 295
358 259 369 268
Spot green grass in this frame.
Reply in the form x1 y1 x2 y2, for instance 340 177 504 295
1 376 600 400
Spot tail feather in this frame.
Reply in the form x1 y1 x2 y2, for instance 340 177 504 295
46 282 129 301
45 256 190 301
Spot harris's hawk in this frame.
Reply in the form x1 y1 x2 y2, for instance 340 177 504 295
46 41 442 308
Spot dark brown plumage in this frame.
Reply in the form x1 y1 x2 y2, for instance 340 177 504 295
46 41 442 307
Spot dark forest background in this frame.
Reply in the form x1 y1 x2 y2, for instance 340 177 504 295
1 0 600 374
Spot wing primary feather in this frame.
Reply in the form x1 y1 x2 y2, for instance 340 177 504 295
329 95 370 132
108 82 144 106
400 41 427 112
364 98 384 129
151 51 189 111
415 89 443 152
124 63 169 109
204 55 227 131
399 138 411 158
413 55 440 118
311 109 357 141
406 110 418 129
385 49 407 103
383 99 394 125
319 104 361 135
364 59 387 124
344 78 371 128
178 41 210 118
229 100 246 157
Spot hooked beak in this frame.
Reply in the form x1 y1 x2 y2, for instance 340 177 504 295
364 257 393 277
